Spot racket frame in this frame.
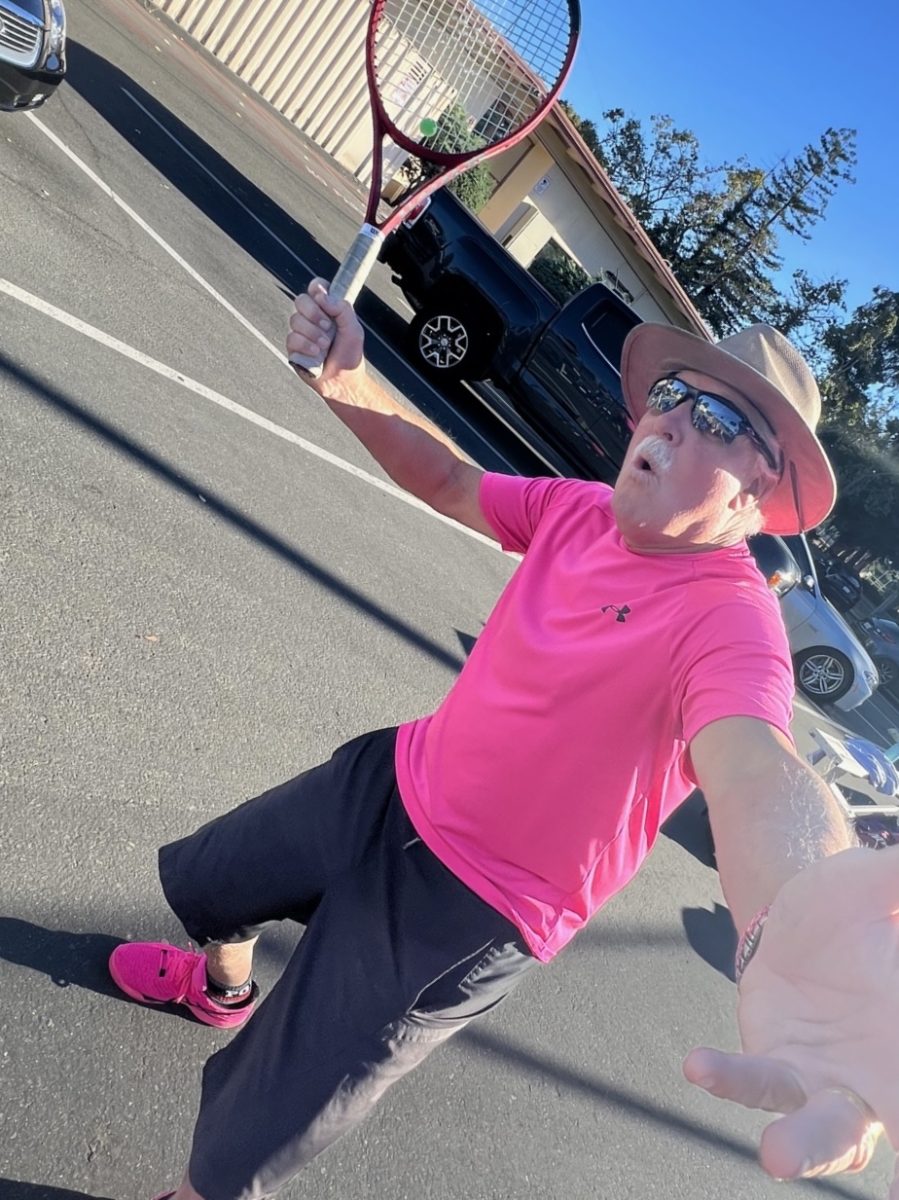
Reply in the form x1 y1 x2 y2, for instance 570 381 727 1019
290 0 580 373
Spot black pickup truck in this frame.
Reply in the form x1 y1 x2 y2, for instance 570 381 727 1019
380 190 643 484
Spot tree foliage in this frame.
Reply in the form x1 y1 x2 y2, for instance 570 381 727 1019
819 287 899 422
568 104 857 339
815 290 899 562
528 244 591 304
395 104 494 213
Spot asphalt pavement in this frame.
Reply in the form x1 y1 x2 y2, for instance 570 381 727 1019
0 3 891 1199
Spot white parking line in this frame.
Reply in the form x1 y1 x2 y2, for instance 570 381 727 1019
27 110 287 367
121 87 340 283
0 277 500 552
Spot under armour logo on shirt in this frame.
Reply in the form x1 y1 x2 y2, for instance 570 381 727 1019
601 604 631 623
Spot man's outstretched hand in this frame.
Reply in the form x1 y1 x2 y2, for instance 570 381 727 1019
684 846 899 1193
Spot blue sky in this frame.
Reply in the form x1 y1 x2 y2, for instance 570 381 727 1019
562 0 898 315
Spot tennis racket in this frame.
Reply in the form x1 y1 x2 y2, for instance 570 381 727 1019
290 0 580 376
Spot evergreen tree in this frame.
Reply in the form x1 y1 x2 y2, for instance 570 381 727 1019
560 102 856 337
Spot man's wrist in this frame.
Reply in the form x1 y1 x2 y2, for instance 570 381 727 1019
734 905 770 985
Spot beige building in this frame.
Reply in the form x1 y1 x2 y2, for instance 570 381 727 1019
148 0 707 336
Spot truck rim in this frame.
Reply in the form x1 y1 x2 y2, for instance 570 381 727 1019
418 314 469 369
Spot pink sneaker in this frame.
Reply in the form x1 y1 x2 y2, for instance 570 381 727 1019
109 941 257 1029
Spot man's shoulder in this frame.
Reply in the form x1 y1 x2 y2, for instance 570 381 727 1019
684 553 789 645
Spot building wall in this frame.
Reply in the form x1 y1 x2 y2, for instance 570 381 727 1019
150 0 376 178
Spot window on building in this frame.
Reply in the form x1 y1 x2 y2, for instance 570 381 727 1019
528 239 590 304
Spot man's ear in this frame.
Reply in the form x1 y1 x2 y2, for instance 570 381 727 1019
737 467 778 506
730 479 765 514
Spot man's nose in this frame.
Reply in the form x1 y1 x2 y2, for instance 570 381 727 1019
653 402 689 442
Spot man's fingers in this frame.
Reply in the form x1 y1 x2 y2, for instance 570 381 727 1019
683 1047 806 1113
301 279 345 321
759 1089 883 1181
685 1052 886 1184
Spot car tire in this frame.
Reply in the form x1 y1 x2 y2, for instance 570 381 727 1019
874 656 899 694
410 306 491 381
794 647 853 705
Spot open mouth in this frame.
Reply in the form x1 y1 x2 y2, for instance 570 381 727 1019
632 436 672 476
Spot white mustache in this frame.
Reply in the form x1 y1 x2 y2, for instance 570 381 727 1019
633 435 673 474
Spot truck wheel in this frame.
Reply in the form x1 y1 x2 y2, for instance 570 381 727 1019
794 647 853 704
410 308 488 380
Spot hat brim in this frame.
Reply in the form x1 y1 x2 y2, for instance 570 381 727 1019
620 324 837 535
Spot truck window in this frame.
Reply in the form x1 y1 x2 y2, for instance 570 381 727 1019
581 308 637 374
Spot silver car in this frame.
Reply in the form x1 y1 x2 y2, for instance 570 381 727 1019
751 533 878 710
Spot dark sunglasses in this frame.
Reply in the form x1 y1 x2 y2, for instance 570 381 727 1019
646 377 779 472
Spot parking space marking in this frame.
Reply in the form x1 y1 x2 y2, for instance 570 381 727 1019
0 277 500 552
121 88 350 283
62 94 517 474
27 111 288 368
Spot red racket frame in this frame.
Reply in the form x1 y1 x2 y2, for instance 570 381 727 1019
364 0 581 235
290 0 580 373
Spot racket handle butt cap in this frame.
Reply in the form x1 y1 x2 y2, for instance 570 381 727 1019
289 352 325 380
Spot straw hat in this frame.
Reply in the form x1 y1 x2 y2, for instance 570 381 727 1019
620 323 837 535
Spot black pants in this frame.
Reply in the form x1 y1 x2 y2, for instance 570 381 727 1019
159 727 537 1200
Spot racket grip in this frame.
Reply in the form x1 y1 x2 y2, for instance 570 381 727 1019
289 224 384 379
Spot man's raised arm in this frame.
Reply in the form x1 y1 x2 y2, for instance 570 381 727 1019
287 282 496 539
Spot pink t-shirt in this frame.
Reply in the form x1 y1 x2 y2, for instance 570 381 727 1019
395 474 794 962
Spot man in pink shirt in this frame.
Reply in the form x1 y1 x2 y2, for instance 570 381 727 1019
111 285 899 1200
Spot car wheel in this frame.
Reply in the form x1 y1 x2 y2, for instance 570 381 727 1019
794 647 853 704
874 657 899 692
410 307 489 381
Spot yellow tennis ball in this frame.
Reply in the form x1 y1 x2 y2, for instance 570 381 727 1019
419 118 438 137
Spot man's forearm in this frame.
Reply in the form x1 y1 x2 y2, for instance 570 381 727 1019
319 367 470 505
707 750 855 934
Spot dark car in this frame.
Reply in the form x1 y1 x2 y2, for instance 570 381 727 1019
859 616 899 698
818 561 864 612
0 0 66 111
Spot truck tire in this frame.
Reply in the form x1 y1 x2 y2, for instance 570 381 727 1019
410 305 491 381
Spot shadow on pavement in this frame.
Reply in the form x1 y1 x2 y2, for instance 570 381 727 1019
661 788 716 868
0 1183 112 1200
63 41 416 400
462 1028 868 1198
65 38 343 296
1 352 467 675
0 917 122 998
65 39 543 478
682 902 736 982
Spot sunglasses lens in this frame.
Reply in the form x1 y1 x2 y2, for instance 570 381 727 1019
649 378 688 411
693 395 741 443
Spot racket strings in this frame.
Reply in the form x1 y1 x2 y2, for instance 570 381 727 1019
375 0 572 152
